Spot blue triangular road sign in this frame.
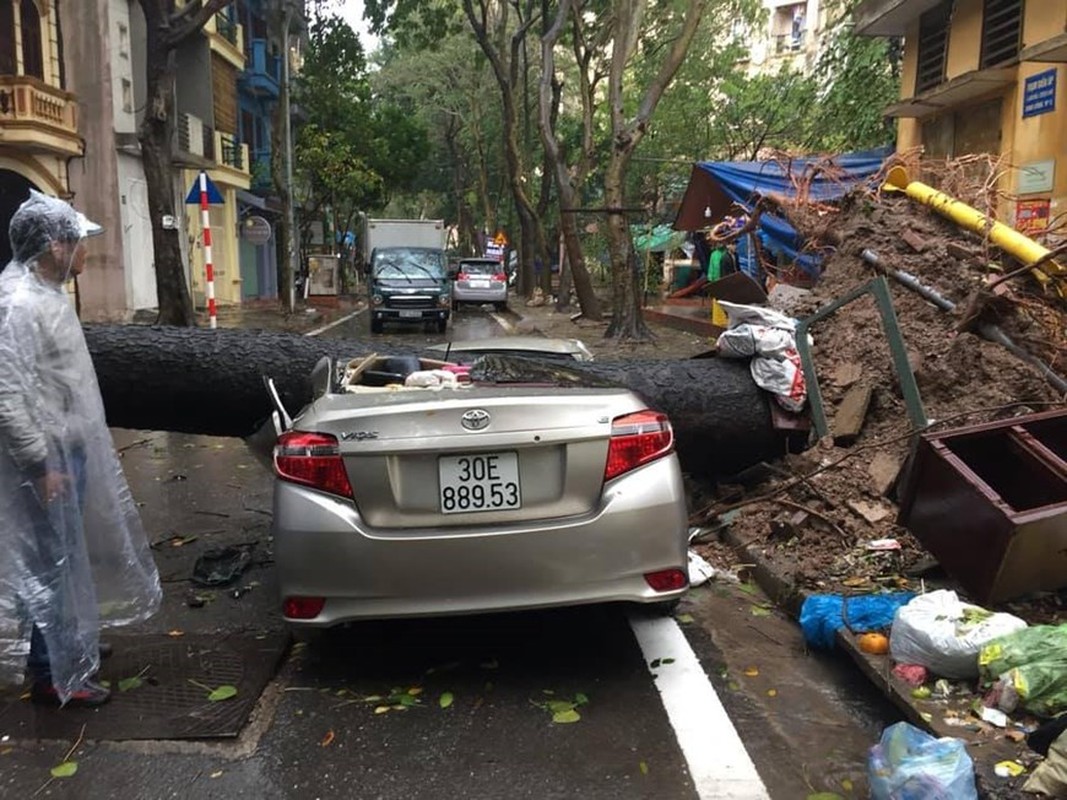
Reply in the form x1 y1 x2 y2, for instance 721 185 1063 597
185 172 225 205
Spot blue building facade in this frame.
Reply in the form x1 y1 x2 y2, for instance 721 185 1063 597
235 0 281 300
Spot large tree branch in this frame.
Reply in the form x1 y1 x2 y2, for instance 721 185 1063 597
626 0 708 146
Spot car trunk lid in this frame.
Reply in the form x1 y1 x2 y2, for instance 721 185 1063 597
303 388 639 528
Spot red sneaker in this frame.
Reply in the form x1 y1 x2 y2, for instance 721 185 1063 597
31 680 112 707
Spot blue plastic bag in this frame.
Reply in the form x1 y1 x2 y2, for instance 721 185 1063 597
868 722 977 800
799 592 915 649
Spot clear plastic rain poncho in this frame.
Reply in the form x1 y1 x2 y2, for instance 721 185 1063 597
0 191 161 703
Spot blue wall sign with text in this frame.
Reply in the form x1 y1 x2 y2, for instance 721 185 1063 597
1023 68 1057 119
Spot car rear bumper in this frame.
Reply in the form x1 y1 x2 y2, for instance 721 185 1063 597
273 456 689 625
454 287 507 303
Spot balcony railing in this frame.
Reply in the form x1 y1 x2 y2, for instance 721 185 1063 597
0 75 81 156
204 10 246 69
219 131 243 170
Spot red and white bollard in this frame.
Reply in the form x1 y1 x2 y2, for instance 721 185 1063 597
198 171 217 329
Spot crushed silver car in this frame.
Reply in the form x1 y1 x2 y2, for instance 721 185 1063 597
261 354 688 626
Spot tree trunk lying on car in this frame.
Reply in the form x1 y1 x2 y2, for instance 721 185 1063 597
84 325 780 477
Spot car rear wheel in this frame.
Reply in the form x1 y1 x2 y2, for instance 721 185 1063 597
494 302 508 312
370 318 383 334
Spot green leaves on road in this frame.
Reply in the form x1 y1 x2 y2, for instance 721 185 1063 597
50 761 78 778
187 678 238 702
533 691 590 724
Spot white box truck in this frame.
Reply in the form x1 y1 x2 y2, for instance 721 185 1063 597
361 219 451 334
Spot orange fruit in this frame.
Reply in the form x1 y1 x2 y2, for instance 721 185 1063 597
858 632 890 655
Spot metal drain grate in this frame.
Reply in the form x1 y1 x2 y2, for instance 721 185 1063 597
0 632 289 741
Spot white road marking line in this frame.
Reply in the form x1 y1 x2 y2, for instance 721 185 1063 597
629 613 770 800
305 308 365 337
489 311 516 333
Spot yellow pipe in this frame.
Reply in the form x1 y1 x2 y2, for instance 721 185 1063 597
884 166 1065 296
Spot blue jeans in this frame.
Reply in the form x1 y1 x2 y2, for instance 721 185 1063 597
24 445 87 684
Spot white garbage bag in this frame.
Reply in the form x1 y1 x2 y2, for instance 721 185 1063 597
889 590 1028 679
715 301 808 412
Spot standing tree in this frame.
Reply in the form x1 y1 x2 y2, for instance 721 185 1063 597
137 0 234 326
599 0 710 339
461 0 551 299
538 0 601 319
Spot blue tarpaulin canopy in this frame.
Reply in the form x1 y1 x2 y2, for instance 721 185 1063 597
673 147 892 275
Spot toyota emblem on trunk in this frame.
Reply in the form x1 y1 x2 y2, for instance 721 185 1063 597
461 409 491 431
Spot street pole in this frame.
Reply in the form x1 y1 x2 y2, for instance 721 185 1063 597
283 3 297 314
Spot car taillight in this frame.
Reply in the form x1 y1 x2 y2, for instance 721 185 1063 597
491 272 506 282
284 596 326 619
604 410 674 481
274 431 353 499
644 569 688 592
456 272 469 281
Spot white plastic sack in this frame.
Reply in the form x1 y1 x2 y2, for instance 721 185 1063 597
717 301 797 332
404 369 459 389
889 590 1028 679
717 324 795 359
687 550 717 587
715 301 808 412
750 349 806 412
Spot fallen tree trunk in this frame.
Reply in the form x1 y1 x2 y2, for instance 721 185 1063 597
84 325 780 477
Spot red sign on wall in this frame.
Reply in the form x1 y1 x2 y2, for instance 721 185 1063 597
1015 199 1051 234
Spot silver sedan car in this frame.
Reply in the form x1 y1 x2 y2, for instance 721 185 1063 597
451 257 508 309
264 355 689 626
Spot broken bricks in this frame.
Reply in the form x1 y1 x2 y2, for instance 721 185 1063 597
832 383 873 446
868 452 902 497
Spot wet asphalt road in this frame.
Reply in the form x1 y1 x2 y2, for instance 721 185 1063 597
315 301 513 344
0 304 899 799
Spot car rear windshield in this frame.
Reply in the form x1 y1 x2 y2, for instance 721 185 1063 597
372 248 446 279
460 261 500 275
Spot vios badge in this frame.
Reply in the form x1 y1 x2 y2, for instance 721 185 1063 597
461 409 491 431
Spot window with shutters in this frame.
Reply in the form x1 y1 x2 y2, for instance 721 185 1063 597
19 0 42 80
980 0 1023 69
0 3 14 76
916 1 952 94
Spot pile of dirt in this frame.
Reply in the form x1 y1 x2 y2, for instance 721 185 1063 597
699 180 1066 606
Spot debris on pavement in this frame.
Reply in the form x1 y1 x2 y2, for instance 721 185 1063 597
192 544 256 587
868 721 978 800
888 590 1027 679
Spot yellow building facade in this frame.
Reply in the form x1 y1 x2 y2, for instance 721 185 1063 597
0 0 82 266
180 9 251 308
855 0 1067 233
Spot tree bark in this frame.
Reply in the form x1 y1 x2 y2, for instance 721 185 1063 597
136 0 235 326
463 0 547 301
602 0 707 339
84 325 779 478
538 0 601 319
138 11 194 326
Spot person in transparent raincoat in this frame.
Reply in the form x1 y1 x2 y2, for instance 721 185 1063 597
0 191 161 706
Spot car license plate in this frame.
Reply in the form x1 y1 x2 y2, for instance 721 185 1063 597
470 280 490 289
439 452 521 514
398 310 422 318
